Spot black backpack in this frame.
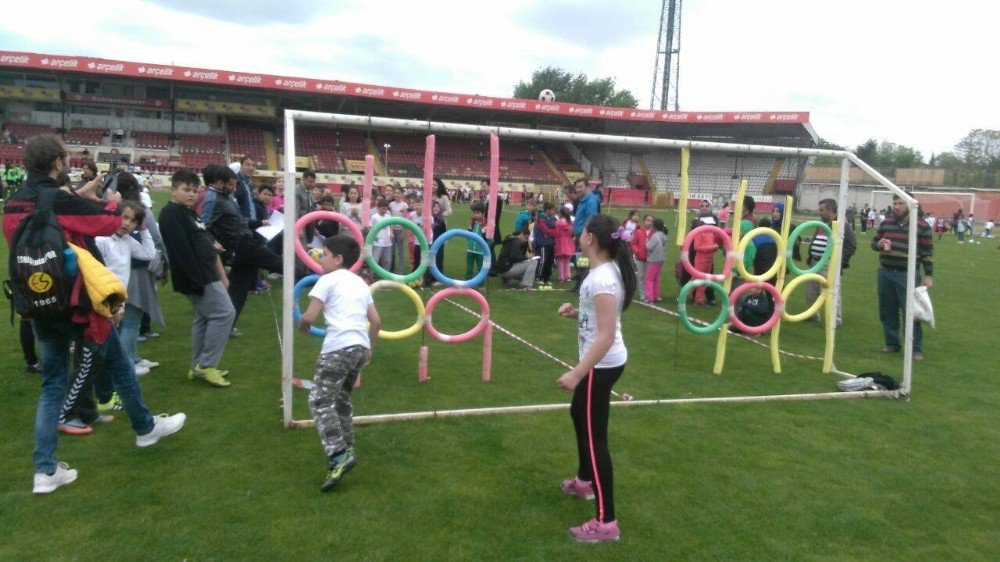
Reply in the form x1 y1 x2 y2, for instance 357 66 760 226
5 189 73 319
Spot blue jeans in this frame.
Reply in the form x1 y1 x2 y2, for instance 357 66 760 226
32 318 155 474
876 268 923 353
120 303 143 365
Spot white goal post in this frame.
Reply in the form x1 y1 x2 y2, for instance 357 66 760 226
280 110 920 428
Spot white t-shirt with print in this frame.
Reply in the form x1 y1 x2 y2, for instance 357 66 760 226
308 269 375 355
577 262 627 369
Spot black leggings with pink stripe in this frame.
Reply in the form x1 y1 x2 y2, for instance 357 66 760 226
570 365 625 523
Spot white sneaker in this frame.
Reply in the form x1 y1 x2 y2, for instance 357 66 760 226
136 413 186 448
136 359 159 370
33 462 78 494
134 364 150 376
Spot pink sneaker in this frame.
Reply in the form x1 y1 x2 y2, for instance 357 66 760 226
560 477 595 500
569 518 620 542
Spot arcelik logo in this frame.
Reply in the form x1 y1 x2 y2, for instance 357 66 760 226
0 54 30 65
769 113 800 122
431 94 460 103
534 103 560 111
228 74 262 84
315 82 347 93
696 113 724 122
185 70 219 80
352 86 385 96
734 113 762 121
568 106 594 115
629 110 656 119
466 97 494 107
88 62 125 72
500 100 527 109
393 90 422 100
138 65 174 76
42 57 78 68
599 109 625 118
662 112 690 121
275 78 307 88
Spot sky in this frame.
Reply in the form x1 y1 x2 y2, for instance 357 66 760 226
1 0 997 160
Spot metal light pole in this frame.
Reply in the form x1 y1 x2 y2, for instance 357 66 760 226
383 143 391 178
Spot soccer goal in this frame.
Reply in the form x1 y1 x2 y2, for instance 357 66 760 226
279 110 921 429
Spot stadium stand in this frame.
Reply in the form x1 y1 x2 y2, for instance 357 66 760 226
3 122 56 142
228 124 267 162
64 127 107 146
177 133 226 169
134 131 171 150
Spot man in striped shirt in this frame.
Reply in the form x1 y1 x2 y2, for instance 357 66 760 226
805 199 856 326
871 194 933 361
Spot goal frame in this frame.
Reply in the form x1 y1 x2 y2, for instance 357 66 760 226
280 110 919 428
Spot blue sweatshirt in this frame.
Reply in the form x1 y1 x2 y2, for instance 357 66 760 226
574 191 600 236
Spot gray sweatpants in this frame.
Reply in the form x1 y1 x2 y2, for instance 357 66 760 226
186 281 236 369
372 246 393 272
500 259 537 288
635 259 647 301
310 345 368 456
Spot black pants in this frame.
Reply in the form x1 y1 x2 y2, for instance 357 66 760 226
229 243 284 324
536 245 554 283
570 364 625 523
62 339 114 425
20 318 38 366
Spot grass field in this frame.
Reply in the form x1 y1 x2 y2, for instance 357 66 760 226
2 194 999 560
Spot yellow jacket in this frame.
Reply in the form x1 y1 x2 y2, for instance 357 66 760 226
68 242 127 318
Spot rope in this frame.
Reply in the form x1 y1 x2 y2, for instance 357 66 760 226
443 297 636 401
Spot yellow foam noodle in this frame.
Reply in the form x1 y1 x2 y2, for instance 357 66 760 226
675 148 690 246
769 195 794 373
713 179 748 375
823 220 843 373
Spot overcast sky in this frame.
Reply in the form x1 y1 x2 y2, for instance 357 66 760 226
2 0 996 159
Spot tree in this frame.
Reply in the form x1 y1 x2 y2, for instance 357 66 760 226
954 129 1000 168
812 138 846 166
513 67 638 108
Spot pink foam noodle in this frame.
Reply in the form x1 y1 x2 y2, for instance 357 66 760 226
294 211 366 274
423 135 435 239
486 133 500 240
482 321 493 382
354 372 362 389
362 154 374 228
419 345 429 383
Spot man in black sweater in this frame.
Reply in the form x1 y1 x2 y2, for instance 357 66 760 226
159 169 234 387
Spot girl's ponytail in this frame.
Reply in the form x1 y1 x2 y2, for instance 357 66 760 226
584 214 636 310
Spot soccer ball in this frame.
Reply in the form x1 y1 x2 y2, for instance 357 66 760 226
307 248 325 263
538 89 556 102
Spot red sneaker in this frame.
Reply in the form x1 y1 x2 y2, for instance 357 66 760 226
568 518 620 543
560 477 595 500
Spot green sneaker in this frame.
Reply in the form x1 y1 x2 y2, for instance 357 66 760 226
191 365 231 388
320 447 357 492
97 392 123 414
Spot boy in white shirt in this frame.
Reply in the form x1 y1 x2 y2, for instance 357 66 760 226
370 198 393 272
95 201 157 375
298 234 381 492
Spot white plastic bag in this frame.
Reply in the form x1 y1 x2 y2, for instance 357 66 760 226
913 286 935 329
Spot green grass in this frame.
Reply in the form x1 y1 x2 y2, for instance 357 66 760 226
2 196 999 560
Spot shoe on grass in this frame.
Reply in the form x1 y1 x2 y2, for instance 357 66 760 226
320 447 357 492
136 358 159 370
134 363 150 376
880 346 899 354
137 335 147 343
568 518 620 543
229 328 243 339
136 413 186 448
141 331 160 339
190 365 231 387
58 418 93 436
561 476 595 500
26 363 41 374
913 352 925 362
33 462 78 495
97 392 124 413
90 414 115 426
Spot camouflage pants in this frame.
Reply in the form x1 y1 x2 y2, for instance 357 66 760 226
309 345 368 456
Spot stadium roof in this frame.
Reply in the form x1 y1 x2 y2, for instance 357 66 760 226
0 50 817 144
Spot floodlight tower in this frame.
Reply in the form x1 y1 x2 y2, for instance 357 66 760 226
650 0 683 111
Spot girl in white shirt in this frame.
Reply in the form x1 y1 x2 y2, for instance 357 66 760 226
95 201 157 373
339 185 363 227
369 199 394 272
555 214 636 543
